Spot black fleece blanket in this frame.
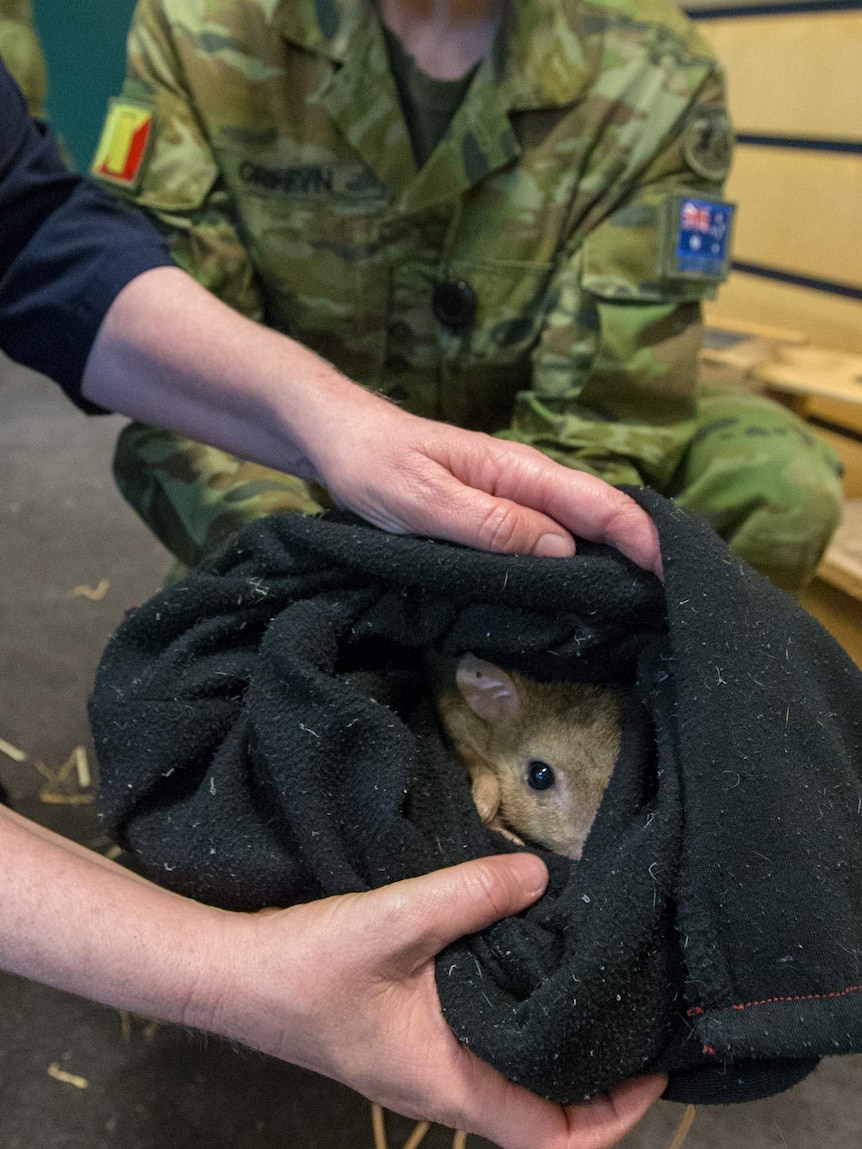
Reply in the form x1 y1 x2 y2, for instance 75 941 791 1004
89 489 862 1106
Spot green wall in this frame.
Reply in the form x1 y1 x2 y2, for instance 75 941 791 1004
33 0 138 169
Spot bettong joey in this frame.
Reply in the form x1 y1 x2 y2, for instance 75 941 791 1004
431 654 624 859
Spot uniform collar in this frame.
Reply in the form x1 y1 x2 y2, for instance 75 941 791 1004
272 0 365 61
273 0 593 110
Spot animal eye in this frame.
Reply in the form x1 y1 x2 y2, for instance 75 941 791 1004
527 761 556 791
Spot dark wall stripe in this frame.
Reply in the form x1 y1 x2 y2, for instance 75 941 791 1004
808 417 862 445
686 1 862 19
732 261 862 302
736 134 862 155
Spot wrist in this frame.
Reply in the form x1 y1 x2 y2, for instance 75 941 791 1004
0 807 250 1033
178 906 301 1061
166 902 250 1036
266 352 409 490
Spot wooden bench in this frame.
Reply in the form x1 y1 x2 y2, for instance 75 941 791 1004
701 323 862 668
819 501 862 604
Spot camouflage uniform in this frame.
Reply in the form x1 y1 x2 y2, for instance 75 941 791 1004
0 0 47 115
94 0 842 592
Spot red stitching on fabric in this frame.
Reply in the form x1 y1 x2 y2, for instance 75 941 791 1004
686 984 862 1018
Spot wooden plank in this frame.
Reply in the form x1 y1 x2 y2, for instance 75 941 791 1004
726 148 862 289
701 339 862 409
705 317 808 345
817 500 862 603
698 12 862 140
801 578 862 669
701 318 808 375
705 272 862 355
802 503 862 667
702 332 786 374
819 554 862 604
754 346 862 408
810 425 862 498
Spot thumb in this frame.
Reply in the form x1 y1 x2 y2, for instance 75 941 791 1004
366 854 548 976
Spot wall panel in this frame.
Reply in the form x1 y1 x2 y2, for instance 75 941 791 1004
687 4 862 352
726 147 862 287
698 12 862 139
705 271 862 352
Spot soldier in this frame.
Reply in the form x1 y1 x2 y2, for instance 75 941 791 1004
0 0 47 115
92 0 843 593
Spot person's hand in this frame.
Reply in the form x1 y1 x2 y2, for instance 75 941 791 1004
308 399 663 578
202 855 667 1149
0 778 663 1149
84 267 661 577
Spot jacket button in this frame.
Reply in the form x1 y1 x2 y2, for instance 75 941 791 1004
432 279 477 331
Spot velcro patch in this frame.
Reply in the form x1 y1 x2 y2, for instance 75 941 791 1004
683 107 733 183
91 99 154 190
660 194 735 284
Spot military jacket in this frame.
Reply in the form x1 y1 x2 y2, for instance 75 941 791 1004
0 0 47 115
95 0 735 487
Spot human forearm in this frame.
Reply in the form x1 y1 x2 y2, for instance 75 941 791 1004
80 265 367 483
0 803 226 1022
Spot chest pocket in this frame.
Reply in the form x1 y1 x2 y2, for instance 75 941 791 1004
438 256 556 432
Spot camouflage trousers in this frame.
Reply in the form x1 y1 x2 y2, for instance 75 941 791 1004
113 388 843 595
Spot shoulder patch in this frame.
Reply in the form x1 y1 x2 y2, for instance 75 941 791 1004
91 99 154 191
659 194 735 284
682 106 733 183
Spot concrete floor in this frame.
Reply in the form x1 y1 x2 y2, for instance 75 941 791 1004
1 354 860 1149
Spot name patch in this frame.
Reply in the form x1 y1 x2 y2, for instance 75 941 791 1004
235 158 386 201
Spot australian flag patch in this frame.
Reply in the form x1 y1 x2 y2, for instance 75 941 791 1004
662 194 735 283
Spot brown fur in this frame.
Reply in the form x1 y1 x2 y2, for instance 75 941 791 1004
431 654 623 860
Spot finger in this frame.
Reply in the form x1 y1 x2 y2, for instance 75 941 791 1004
425 1040 584 1149
403 431 662 576
362 458 579 558
563 1074 669 1149
417 1039 664 1149
477 444 663 578
361 854 549 975
435 484 578 558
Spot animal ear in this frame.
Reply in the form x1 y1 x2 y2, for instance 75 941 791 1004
455 654 521 720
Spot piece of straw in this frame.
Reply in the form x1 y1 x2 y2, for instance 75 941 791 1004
401 1121 431 1149
0 736 27 762
71 578 110 601
372 1103 388 1149
47 1063 88 1089
667 1104 697 1149
74 746 91 789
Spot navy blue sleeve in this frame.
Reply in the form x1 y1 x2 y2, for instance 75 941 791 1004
0 62 173 410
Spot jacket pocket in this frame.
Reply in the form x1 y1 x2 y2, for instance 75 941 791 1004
438 256 556 432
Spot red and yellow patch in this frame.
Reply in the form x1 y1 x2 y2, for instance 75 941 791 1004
91 100 154 190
